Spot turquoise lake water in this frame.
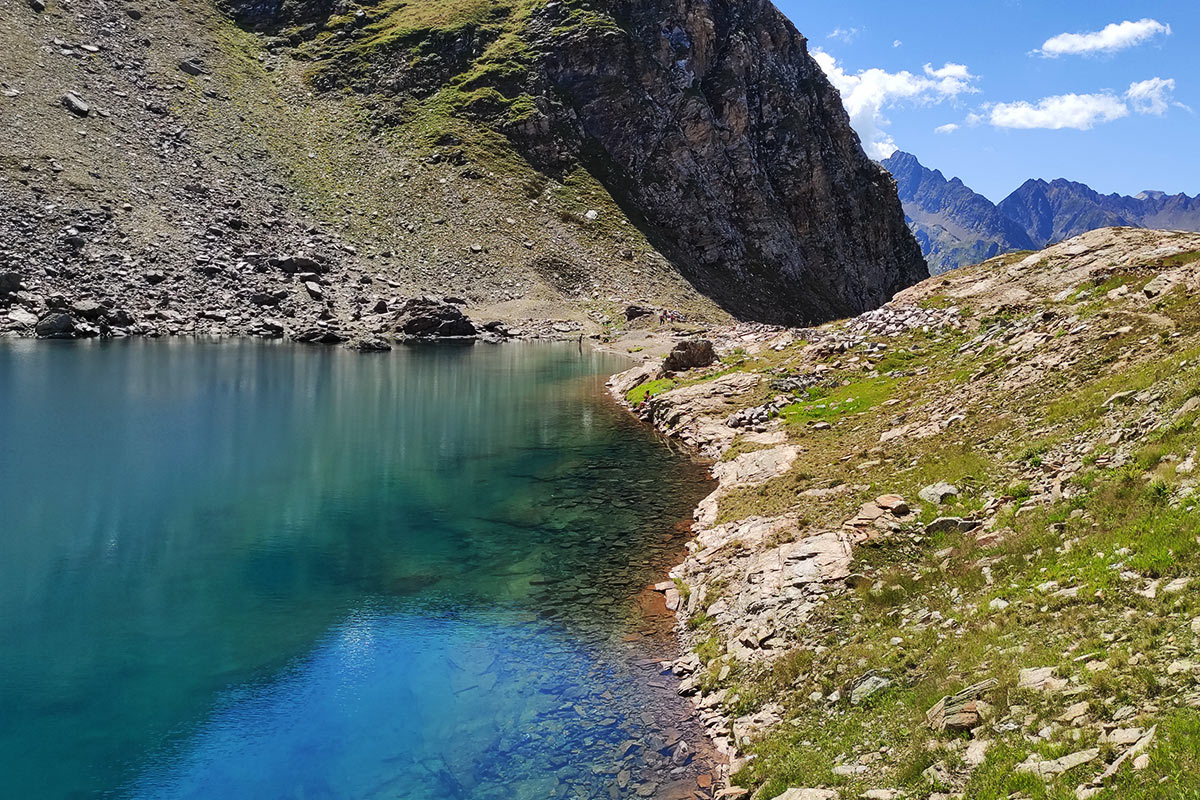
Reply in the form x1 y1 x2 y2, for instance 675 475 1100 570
0 340 716 800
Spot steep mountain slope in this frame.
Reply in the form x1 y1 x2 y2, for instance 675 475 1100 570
613 227 1200 799
0 0 926 341
882 151 1034 275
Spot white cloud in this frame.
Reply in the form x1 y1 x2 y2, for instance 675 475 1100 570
893 40 902 48
827 27 861 43
935 123 960 134
984 77 1181 130
1126 77 1175 115
1036 18 1171 57
813 49 980 158
988 93 1130 129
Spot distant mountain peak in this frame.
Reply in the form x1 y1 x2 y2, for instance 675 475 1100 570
881 154 1200 272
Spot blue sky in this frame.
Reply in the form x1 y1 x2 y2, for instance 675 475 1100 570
772 0 1198 202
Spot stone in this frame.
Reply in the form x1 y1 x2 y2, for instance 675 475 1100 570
926 678 996 731
393 297 477 338
919 482 958 504
989 597 1009 611
1164 577 1190 594
663 339 717 372
8 308 38 327
926 516 977 534
875 494 909 515
625 304 654 321
62 91 89 116
1018 666 1067 692
304 281 324 301
850 673 891 705
293 328 347 344
1058 701 1089 724
965 739 990 766
34 311 77 339
1095 726 1156 783
273 255 326 274
1102 390 1134 408
776 790 837 800
350 336 392 352
0 272 23 295
1103 728 1143 746
1016 748 1099 777
178 59 208 76
1143 273 1174 298
70 299 105 321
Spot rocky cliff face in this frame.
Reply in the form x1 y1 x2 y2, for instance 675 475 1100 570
882 151 1034 275
225 0 929 326
515 0 929 323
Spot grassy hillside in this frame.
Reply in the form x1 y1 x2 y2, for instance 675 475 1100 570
626 228 1200 799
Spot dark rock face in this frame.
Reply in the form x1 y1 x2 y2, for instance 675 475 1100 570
511 0 927 324
394 297 478 338
663 339 717 372
881 152 1034 275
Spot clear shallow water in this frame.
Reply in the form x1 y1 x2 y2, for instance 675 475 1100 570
0 340 715 800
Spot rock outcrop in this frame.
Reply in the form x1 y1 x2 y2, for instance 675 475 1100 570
511 0 929 323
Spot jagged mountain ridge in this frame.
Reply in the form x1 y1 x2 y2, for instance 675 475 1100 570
0 0 927 343
883 151 1200 274
882 151 1034 276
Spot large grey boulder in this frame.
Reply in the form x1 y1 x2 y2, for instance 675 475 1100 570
394 297 477 338
35 311 78 338
0 272 23 296
663 339 716 372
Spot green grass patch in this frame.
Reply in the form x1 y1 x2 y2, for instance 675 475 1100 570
626 378 676 404
783 376 896 426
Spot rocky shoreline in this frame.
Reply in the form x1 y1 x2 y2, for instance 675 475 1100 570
0 265 597 348
605 228 1200 799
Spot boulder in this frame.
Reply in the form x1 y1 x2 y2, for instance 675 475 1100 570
0 271 23 295
350 336 392 352
393 297 477 338
35 311 77 338
663 339 716 372
919 482 958 504
62 91 89 116
70 299 105 321
926 678 997 731
625 304 654 321
272 254 326 274
293 327 346 344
